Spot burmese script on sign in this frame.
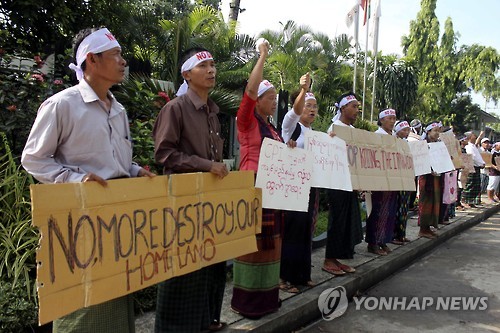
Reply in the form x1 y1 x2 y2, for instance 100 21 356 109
30 172 261 325
255 138 313 212
304 130 353 191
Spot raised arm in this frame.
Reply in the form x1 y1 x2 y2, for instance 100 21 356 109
292 72 310 116
246 40 269 99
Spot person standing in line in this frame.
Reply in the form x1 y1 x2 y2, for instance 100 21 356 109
322 92 363 275
153 47 229 333
392 120 412 244
462 131 486 208
230 39 284 318
418 121 443 239
486 141 500 203
22 27 155 333
479 137 491 194
279 72 319 292
365 109 398 255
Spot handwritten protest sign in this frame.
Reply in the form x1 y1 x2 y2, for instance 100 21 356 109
481 152 493 167
30 172 261 325
333 126 415 191
255 138 313 211
495 156 500 167
428 142 455 173
440 131 463 169
304 130 352 191
408 140 432 176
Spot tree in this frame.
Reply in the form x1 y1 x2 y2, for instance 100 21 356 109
402 0 440 114
375 58 418 120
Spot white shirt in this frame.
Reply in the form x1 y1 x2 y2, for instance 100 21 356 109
327 119 354 133
22 79 141 183
281 109 311 148
375 127 390 135
465 142 486 167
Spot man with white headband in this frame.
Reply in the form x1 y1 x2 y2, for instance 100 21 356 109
153 47 228 333
322 92 363 275
22 27 154 333
327 92 360 133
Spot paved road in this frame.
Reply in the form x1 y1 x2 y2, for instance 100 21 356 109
300 214 500 333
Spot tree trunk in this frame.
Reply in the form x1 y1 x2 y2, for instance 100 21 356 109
228 0 241 22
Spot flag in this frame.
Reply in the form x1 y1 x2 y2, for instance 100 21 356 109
345 3 359 28
360 0 371 26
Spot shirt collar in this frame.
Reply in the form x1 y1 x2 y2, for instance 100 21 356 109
77 79 116 104
186 88 219 114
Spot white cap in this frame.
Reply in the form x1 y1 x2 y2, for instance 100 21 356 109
481 138 491 144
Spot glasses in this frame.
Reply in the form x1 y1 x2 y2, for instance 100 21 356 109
305 104 318 109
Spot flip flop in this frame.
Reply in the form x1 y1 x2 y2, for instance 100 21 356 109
279 281 300 293
322 265 346 276
209 321 228 332
337 263 356 273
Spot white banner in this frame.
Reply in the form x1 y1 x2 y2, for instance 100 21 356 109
255 138 313 212
428 142 455 174
408 140 432 176
304 130 353 191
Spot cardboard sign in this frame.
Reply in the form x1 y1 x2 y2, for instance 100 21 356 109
462 153 476 173
408 140 432 176
495 156 500 167
481 152 493 168
255 138 313 212
440 131 463 169
428 142 455 174
333 126 415 191
304 130 353 191
31 172 261 325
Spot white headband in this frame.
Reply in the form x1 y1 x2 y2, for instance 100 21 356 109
68 28 121 81
335 95 357 109
176 51 214 96
394 121 410 133
379 108 396 119
258 80 275 97
425 122 440 133
305 92 316 101
332 95 358 122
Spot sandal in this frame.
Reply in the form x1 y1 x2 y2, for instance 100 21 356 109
380 244 392 253
337 263 356 273
279 281 300 293
209 321 228 332
391 239 404 245
402 237 411 243
322 264 346 276
418 231 436 239
306 280 316 287
367 244 387 256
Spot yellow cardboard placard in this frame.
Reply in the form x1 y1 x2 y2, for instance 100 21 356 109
333 126 415 191
440 131 464 169
31 171 261 325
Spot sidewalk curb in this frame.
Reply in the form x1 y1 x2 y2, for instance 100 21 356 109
226 204 500 333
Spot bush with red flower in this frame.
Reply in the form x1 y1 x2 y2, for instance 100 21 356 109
0 53 70 157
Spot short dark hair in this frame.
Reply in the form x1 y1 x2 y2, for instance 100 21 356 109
180 47 211 68
72 27 103 72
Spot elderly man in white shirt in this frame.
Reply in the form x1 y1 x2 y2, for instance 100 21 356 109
462 131 486 208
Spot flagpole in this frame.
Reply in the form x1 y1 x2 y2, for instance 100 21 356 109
361 11 369 120
353 1 359 93
370 0 380 123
